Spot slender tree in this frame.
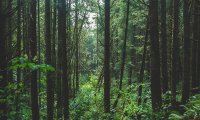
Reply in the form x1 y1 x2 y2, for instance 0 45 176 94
58 0 69 119
182 0 191 104
113 0 130 109
57 0 63 117
16 0 22 119
74 0 79 93
30 0 40 119
161 0 168 93
45 0 54 119
52 0 57 117
104 0 111 113
137 19 149 120
191 0 199 94
0 1 8 119
172 0 180 105
7 0 13 83
37 0 41 108
119 0 130 91
197 4 200 90
149 0 162 111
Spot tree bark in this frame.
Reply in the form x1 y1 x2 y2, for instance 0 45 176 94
104 0 111 113
149 0 162 111
0 1 8 119
30 0 40 119
172 0 180 105
45 0 54 119
58 0 69 119
161 0 168 93
16 0 22 119
191 0 199 94
182 0 191 104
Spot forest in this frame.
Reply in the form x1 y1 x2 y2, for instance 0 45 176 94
0 0 200 119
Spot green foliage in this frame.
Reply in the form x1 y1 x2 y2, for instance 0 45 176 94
6 56 52 119
169 113 183 120
168 94 200 120
70 74 105 119
111 83 153 120
9 56 55 72
183 95 200 119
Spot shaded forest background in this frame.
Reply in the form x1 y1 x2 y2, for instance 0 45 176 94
0 0 200 119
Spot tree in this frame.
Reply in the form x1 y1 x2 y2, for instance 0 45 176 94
74 0 79 93
16 0 22 119
45 0 54 119
172 0 180 105
182 0 191 104
57 0 63 117
149 0 162 111
119 0 130 91
138 18 149 120
197 3 200 91
0 1 8 119
161 0 168 93
58 0 69 119
113 0 130 109
191 0 199 94
104 0 111 114
30 0 40 119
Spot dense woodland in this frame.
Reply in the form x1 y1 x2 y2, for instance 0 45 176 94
0 0 200 119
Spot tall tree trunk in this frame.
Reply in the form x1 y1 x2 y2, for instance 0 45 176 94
30 0 39 119
137 18 149 120
191 0 199 94
0 1 8 119
161 0 168 93
57 0 63 118
113 0 130 109
58 0 69 119
37 0 41 108
149 0 162 111
104 0 111 114
119 0 130 92
197 4 200 91
7 0 13 83
16 0 22 119
182 0 191 104
45 0 54 119
172 0 180 105
52 0 57 116
74 0 79 93
168 0 173 94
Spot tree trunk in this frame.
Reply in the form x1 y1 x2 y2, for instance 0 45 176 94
16 0 22 119
104 0 111 114
57 0 63 117
74 0 79 93
149 0 162 111
37 0 41 108
161 0 168 93
30 0 39 119
191 0 199 94
172 0 180 105
137 18 149 120
182 0 191 104
58 0 69 119
113 0 130 109
45 0 54 119
0 1 8 119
